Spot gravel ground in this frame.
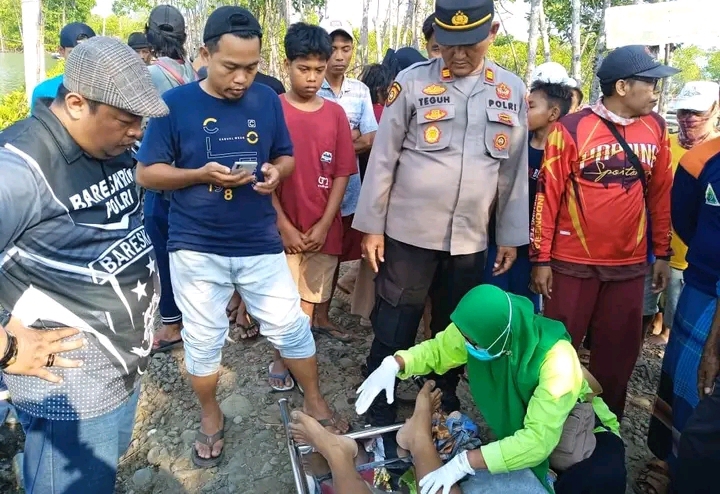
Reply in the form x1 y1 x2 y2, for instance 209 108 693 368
0 273 665 494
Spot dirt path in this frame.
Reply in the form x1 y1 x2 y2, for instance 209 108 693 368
0 289 664 493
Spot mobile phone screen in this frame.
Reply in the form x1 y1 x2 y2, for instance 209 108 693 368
232 161 257 175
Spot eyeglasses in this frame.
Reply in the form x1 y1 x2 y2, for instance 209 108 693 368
627 76 661 91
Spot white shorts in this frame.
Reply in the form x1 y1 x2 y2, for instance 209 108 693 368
169 250 315 376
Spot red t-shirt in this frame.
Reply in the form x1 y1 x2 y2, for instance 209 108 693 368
277 97 358 255
373 103 384 123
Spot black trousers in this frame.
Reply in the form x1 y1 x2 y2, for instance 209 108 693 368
555 431 627 494
366 236 485 430
672 374 720 494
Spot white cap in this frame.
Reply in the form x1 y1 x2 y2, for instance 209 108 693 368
674 81 720 112
319 18 354 42
531 62 577 87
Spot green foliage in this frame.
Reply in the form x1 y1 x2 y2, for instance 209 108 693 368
706 51 720 82
86 14 145 42
543 0 634 42
0 0 95 52
42 0 97 49
489 34 597 96
0 89 28 129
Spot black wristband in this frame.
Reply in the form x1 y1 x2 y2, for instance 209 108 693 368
0 310 10 328
0 319 18 370
655 256 671 262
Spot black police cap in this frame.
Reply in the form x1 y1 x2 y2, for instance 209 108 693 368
433 0 495 47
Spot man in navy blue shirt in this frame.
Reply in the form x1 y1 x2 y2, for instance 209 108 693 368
136 6 347 467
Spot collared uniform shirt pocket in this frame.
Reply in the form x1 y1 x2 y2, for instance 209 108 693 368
415 105 455 151
484 108 519 160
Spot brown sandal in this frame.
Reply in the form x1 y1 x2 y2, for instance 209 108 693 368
633 459 670 494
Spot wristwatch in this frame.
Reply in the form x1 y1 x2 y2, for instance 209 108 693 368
0 310 18 369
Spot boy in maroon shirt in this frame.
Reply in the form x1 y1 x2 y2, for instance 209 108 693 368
268 22 357 391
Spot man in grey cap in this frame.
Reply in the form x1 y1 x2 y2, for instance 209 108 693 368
0 36 166 493
354 0 529 441
531 44 677 418
31 22 96 108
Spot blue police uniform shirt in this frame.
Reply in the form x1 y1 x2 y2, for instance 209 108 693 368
136 81 292 257
30 75 63 110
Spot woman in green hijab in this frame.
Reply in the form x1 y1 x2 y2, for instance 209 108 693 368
355 285 626 494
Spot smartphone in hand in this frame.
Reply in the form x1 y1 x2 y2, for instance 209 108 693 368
231 161 257 175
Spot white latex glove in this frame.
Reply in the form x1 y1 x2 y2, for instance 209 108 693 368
355 356 400 415
419 450 475 494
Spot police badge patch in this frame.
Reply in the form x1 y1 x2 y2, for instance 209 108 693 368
494 133 509 151
424 125 442 144
386 82 402 107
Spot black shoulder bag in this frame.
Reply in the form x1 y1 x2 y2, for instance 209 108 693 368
599 118 648 197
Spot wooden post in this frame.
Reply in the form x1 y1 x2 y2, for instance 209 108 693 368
20 0 42 105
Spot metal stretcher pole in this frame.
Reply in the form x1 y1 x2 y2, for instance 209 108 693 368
279 398 311 494
297 423 405 455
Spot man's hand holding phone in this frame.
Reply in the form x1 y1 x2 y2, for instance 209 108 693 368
201 161 255 189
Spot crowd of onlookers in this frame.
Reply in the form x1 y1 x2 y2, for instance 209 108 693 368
1 0 720 493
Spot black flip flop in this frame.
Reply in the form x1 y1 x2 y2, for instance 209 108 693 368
312 325 353 343
151 338 183 355
191 416 227 468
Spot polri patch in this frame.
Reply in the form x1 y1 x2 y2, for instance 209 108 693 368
422 84 446 96
386 82 402 107
494 133 509 151
484 68 495 84
496 82 511 100
424 108 448 121
424 125 442 144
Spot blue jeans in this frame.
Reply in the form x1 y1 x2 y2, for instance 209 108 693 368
460 467 546 493
143 191 182 325
484 244 540 312
0 373 12 423
18 387 140 494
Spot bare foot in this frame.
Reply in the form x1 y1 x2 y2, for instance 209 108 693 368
195 407 224 459
396 380 436 452
290 410 358 460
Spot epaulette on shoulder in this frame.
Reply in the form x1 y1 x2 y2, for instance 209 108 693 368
491 61 524 87
681 136 720 179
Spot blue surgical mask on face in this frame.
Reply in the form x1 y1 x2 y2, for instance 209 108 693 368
464 293 513 362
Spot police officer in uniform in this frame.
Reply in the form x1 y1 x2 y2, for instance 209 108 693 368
353 0 529 443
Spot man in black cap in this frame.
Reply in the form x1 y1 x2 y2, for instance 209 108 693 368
128 32 152 64
136 5 347 468
353 0 529 446
31 22 96 108
422 13 441 59
0 36 166 493
531 45 678 418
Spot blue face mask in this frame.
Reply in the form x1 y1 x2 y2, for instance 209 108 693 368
464 293 513 362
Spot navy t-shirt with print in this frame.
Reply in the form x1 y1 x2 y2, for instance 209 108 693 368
528 143 544 220
136 81 292 257
489 139 544 246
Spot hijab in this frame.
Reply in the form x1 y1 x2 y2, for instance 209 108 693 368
382 47 427 78
450 285 570 491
